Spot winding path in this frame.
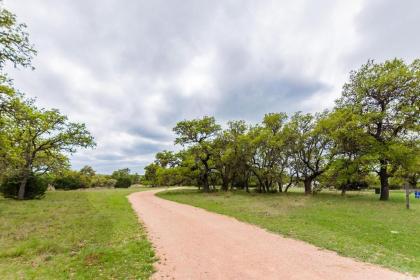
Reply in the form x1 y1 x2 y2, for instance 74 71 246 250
129 190 415 280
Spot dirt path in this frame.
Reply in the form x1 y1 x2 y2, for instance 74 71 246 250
129 190 415 280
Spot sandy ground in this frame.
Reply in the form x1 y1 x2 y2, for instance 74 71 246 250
129 189 416 280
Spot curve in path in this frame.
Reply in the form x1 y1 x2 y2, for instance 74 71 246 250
129 190 416 280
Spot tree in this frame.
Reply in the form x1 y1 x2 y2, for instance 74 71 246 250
143 163 159 186
285 112 335 195
3 100 95 199
337 59 420 200
226 121 251 192
53 170 87 190
246 113 289 192
213 129 235 191
320 109 373 195
111 168 133 188
0 4 36 182
80 165 96 177
173 116 221 192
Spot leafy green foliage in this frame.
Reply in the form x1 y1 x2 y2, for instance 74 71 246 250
111 168 138 188
114 177 132 188
336 59 420 200
173 116 221 192
53 170 89 190
52 167 117 190
0 7 36 70
1 173 47 199
1 100 96 199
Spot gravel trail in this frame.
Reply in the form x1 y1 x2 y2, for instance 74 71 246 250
129 190 415 280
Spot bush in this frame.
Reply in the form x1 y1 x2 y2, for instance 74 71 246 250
0 174 48 199
338 181 369 191
114 177 132 188
53 171 87 190
111 168 133 188
90 175 117 188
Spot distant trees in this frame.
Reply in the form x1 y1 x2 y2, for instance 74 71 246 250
111 168 141 188
49 166 142 190
53 166 114 190
146 59 419 201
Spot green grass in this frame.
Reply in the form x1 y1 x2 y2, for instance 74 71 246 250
0 187 155 280
158 188 420 275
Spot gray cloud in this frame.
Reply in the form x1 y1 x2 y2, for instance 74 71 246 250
4 0 419 174
216 77 327 121
347 0 420 68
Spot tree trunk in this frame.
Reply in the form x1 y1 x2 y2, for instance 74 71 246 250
202 172 210 192
304 178 312 195
278 181 283 193
253 172 263 193
284 176 294 193
201 158 211 192
341 180 349 196
221 175 229 191
18 174 29 200
379 163 389 201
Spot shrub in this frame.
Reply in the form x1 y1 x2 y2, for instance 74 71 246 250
114 177 132 188
0 174 48 199
338 181 369 191
53 171 87 190
90 175 117 188
111 168 133 188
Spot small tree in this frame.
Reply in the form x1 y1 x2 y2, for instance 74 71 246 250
143 163 159 186
80 165 96 177
3 100 95 199
111 168 133 188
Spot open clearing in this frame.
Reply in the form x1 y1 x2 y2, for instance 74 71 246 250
131 189 416 279
0 187 155 279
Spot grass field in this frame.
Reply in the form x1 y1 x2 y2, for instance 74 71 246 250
0 187 155 280
158 188 420 275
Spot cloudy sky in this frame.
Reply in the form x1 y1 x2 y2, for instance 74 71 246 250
5 0 420 174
